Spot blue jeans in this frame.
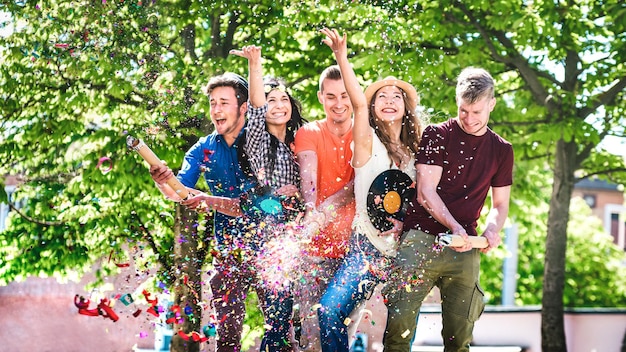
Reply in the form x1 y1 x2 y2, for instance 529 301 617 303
212 224 295 352
318 233 387 352
260 288 294 352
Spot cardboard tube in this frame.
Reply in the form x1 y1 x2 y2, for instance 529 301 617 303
437 234 488 248
127 135 190 200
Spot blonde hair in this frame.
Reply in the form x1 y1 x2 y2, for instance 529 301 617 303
456 67 495 103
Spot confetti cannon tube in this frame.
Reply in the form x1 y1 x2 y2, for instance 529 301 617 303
436 234 488 248
126 135 190 200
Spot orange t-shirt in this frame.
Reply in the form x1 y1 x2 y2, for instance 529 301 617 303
294 119 356 258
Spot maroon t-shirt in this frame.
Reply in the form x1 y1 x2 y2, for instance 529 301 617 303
404 119 514 236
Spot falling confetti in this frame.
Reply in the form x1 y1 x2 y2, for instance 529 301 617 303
96 156 113 174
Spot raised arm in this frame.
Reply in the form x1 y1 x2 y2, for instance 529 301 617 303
230 45 265 108
320 28 373 167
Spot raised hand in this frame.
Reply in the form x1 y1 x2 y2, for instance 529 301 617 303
230 45 264 108
320 27 348 59
229 45 262 62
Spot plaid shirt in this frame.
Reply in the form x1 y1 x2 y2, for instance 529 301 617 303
244 103 300 190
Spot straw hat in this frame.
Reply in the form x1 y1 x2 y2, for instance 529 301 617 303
364 76 419 108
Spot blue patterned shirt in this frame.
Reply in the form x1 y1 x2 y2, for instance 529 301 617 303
177 129 255 242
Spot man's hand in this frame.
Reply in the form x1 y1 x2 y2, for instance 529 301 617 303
480 228 502 253
180 192 205 210
299 208 326 241
449 228 473 252
149 163 174 185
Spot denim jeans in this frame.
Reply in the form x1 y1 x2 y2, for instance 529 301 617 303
318 233 387 352
210 256 266 352
211 254 294 352
260 287 294 352
295 256 343 352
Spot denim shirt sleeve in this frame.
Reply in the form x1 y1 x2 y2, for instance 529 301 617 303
177 141 205 188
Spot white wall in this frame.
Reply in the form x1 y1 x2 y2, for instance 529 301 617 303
414 306 626 352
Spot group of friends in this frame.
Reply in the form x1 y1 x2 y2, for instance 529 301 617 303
148 28 514 352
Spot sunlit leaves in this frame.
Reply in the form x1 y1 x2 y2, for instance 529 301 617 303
1 0 625 317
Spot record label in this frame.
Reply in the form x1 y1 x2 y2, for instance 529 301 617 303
241 186 284 218
258 196 283 216
367 170 415 232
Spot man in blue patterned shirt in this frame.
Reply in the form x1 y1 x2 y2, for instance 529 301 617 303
149 73 265 351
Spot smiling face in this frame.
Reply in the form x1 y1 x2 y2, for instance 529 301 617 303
265 89 292 128
209 86 246 140
318 78 353 125
372 85 406 123
456 94 496 136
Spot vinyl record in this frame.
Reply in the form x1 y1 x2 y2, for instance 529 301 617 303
245 193 283 217
256 195 283 216
367 169 416 232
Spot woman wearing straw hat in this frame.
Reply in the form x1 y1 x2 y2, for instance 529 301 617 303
317 28 426 352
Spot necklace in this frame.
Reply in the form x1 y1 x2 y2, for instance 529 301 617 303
389 143 410 169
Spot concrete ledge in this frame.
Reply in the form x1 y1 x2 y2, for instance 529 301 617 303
412 347 524 352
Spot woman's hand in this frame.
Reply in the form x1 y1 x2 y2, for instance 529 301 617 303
229 45 262 62
380 217 404 242
275 184 301 198
230 45 264 108
320 27 348 59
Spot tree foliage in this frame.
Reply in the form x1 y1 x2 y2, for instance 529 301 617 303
1 0 626 351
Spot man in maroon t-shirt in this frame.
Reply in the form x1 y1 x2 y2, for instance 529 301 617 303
383 67 514 352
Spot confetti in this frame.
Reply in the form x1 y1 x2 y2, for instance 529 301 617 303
96 156 113 174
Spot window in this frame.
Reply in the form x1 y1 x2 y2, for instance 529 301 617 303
583 194 597 208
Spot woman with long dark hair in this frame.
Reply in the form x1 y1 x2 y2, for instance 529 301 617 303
230 45 306 352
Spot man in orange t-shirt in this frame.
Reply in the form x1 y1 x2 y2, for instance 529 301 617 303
293 65 356 351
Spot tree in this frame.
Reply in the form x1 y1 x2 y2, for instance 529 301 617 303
479 179 626 308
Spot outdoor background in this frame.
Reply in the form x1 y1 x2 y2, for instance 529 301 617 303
1 1 625 352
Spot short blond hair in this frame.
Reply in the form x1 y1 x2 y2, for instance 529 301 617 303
456 67 494 103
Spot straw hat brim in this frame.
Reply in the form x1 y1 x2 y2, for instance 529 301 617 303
364 76 419 108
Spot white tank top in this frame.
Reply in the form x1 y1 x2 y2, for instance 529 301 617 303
352 129 416 257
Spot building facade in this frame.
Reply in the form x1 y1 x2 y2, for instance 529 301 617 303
573 178 626 251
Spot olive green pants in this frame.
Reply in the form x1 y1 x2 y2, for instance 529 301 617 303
383 230 485 352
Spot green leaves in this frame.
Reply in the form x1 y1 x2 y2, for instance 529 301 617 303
1 0 625 323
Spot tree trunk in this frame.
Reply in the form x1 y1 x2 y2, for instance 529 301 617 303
542 138 577 352
170 204 202 352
